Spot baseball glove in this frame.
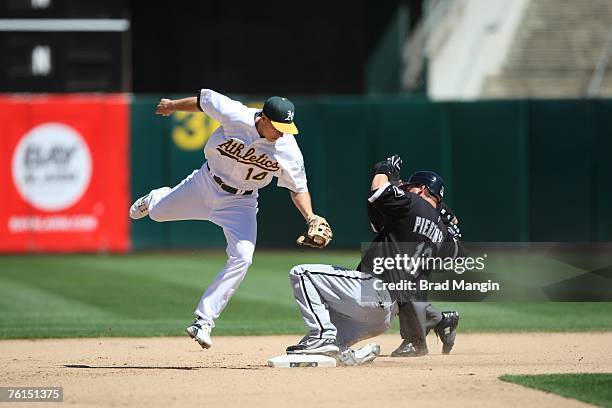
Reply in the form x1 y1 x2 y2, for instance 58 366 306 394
296 214 333 249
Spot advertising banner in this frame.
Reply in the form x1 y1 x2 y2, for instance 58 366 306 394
0 94 130 252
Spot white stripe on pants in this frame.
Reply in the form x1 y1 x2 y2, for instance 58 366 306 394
146 163 257 327
289 264 398 349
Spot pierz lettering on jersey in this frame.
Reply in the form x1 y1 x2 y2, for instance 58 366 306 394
413 216 444 243
216 140 280 172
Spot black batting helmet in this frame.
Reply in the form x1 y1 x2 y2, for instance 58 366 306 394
405 171 445 202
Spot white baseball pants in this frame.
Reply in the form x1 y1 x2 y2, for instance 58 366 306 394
289 264 398 349
146 162 258 327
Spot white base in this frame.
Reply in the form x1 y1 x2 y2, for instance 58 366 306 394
267 354 337 368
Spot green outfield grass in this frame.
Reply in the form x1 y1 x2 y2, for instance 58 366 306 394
500 374 612 407
0 250 611 339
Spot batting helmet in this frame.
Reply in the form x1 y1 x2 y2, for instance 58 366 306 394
405 171 445 202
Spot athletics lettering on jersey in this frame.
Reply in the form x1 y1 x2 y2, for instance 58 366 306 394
413 216 444 243
216 139 280 172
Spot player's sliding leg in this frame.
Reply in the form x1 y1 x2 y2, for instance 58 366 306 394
286 264 393 362
286 264 340 355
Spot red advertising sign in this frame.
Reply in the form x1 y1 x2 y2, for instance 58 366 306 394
0 94 130 252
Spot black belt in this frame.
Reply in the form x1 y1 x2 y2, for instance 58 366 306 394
207 164 253 195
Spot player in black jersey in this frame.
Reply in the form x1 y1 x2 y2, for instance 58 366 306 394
364 155 461 357
284 156 461 361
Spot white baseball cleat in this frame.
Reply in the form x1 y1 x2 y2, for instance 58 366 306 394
337 343 381 366
129 194 150 220
186 320 213 349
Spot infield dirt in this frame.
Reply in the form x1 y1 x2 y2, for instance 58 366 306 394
2 333 611 407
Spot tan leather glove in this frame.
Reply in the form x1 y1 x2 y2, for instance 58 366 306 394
296 214 333 249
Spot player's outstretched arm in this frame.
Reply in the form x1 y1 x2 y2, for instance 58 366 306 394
289 191 314 221
155 97 200 116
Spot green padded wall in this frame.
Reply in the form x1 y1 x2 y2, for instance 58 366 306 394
131 96 612 249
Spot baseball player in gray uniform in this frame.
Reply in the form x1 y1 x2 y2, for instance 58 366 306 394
130 89 332 349
285 155 461 364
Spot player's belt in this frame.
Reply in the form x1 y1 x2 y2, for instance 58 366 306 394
207 164 253 195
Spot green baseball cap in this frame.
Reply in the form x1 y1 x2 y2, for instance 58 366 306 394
262 96 299 135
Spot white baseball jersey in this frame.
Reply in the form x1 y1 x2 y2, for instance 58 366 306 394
198 89 308 193
142 89 311 329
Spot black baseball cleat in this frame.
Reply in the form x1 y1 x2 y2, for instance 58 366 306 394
390 339 429 357
434 311 459 354
286 337 339 355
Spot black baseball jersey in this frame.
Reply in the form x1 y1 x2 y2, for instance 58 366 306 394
365 182 460 247
369 182 445 242
358 181 452 301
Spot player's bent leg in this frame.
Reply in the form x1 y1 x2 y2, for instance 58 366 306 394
327 307 391 366
391 303 458 356
332 303 395 351
148 168 212 222
391 302 430 357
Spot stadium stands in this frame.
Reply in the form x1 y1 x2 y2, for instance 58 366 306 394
482 0 612 98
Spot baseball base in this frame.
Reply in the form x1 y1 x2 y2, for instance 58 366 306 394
267 354 337 368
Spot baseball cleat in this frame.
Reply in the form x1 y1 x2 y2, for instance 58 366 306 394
129 194 150 220
186 320 213 349
435 311 459 354
337 343 381 366
286 337 339 355
390 340 429 357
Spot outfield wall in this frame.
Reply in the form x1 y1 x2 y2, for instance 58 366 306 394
1 95 610 252
131 97 612 249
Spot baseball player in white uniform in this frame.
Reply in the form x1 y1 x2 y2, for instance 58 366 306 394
129 89 332 349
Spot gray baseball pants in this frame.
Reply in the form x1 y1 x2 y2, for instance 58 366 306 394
289 264 398 349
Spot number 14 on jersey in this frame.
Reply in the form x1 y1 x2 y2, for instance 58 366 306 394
245 168 268 181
